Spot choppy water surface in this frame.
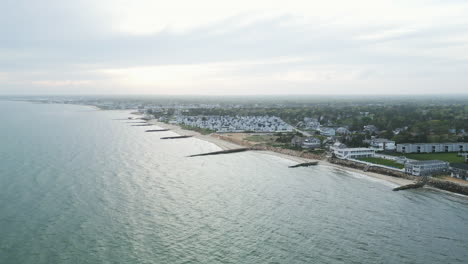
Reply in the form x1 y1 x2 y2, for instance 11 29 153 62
0 101 467 264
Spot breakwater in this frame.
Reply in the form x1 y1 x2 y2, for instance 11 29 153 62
328 157 468 195
145 129 170 132
393 177 428 191
289 161 319 168
188 148 251 157
160 135 193 139
131 124 152 127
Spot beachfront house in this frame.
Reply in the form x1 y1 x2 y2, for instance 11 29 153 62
397 142 468 153
291 136 321 149
404 160 449 176
333 148 375 159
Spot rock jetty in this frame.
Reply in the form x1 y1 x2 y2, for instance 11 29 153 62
145 129 170 132
188 148 251 157
289 161 319 168
160 135 193 139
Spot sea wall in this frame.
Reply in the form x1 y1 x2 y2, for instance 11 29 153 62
328 158 468 195
427 178 468 195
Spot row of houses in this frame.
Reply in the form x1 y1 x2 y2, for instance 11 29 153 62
174 115 294 133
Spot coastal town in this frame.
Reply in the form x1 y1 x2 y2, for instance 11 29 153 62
20 96 468 186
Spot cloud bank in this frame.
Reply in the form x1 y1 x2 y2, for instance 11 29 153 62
1 0 467 94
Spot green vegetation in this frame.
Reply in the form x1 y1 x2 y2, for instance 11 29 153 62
244 134 301 150
392 152 464 163
308 149 326 155
358 157 404 169
179 124 215 135
383 151 465 163
244 135 277 143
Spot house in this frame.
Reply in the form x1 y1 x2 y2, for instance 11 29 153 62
369 138 396 151
291 136 321 149
450 164 468 180
404 160 449 176
336 127 350 135
396 143 468 153
331 142 347 150
320 127 336 136
333 148 375 159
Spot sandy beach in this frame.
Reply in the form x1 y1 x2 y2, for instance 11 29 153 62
148 120 415 187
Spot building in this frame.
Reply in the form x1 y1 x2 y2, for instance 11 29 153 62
396 142 468 153
369 138 396 151
320 127 336 136
291 136 321 149
331 142 347 150
333 148 375 159
450 164 468 180
336 127 350 135
404 160 449 176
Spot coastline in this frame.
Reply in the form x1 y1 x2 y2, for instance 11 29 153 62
149 120 415 187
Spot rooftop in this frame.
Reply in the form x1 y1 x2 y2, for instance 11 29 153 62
398 142 467 146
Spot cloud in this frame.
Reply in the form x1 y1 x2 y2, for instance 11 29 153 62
0 0 467 94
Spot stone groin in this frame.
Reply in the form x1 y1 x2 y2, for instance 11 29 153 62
131 124 153 127
393 177 428 191
145 129 170 132
188 148 251 157
160 135 194 139
289 161 319 168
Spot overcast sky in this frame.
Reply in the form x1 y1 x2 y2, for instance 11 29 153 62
1 0 467 95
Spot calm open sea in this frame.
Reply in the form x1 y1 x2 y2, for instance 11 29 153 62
0 101 467 264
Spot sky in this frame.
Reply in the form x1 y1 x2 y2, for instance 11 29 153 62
1 0 467 95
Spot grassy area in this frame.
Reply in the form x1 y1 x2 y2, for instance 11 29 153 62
383 152 464 163
384 152 464 163
179 124 215 135
244 135 277 143
404 153 464 163
358 157 405 169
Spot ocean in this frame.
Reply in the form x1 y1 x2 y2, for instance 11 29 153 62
0 100 467 264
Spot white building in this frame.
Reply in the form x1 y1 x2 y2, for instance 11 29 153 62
333 148 375 159
405 160 449 176
320 127 336 136
397 142 468 153
369 138 396 151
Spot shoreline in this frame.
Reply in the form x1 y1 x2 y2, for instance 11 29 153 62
149 120 416 187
